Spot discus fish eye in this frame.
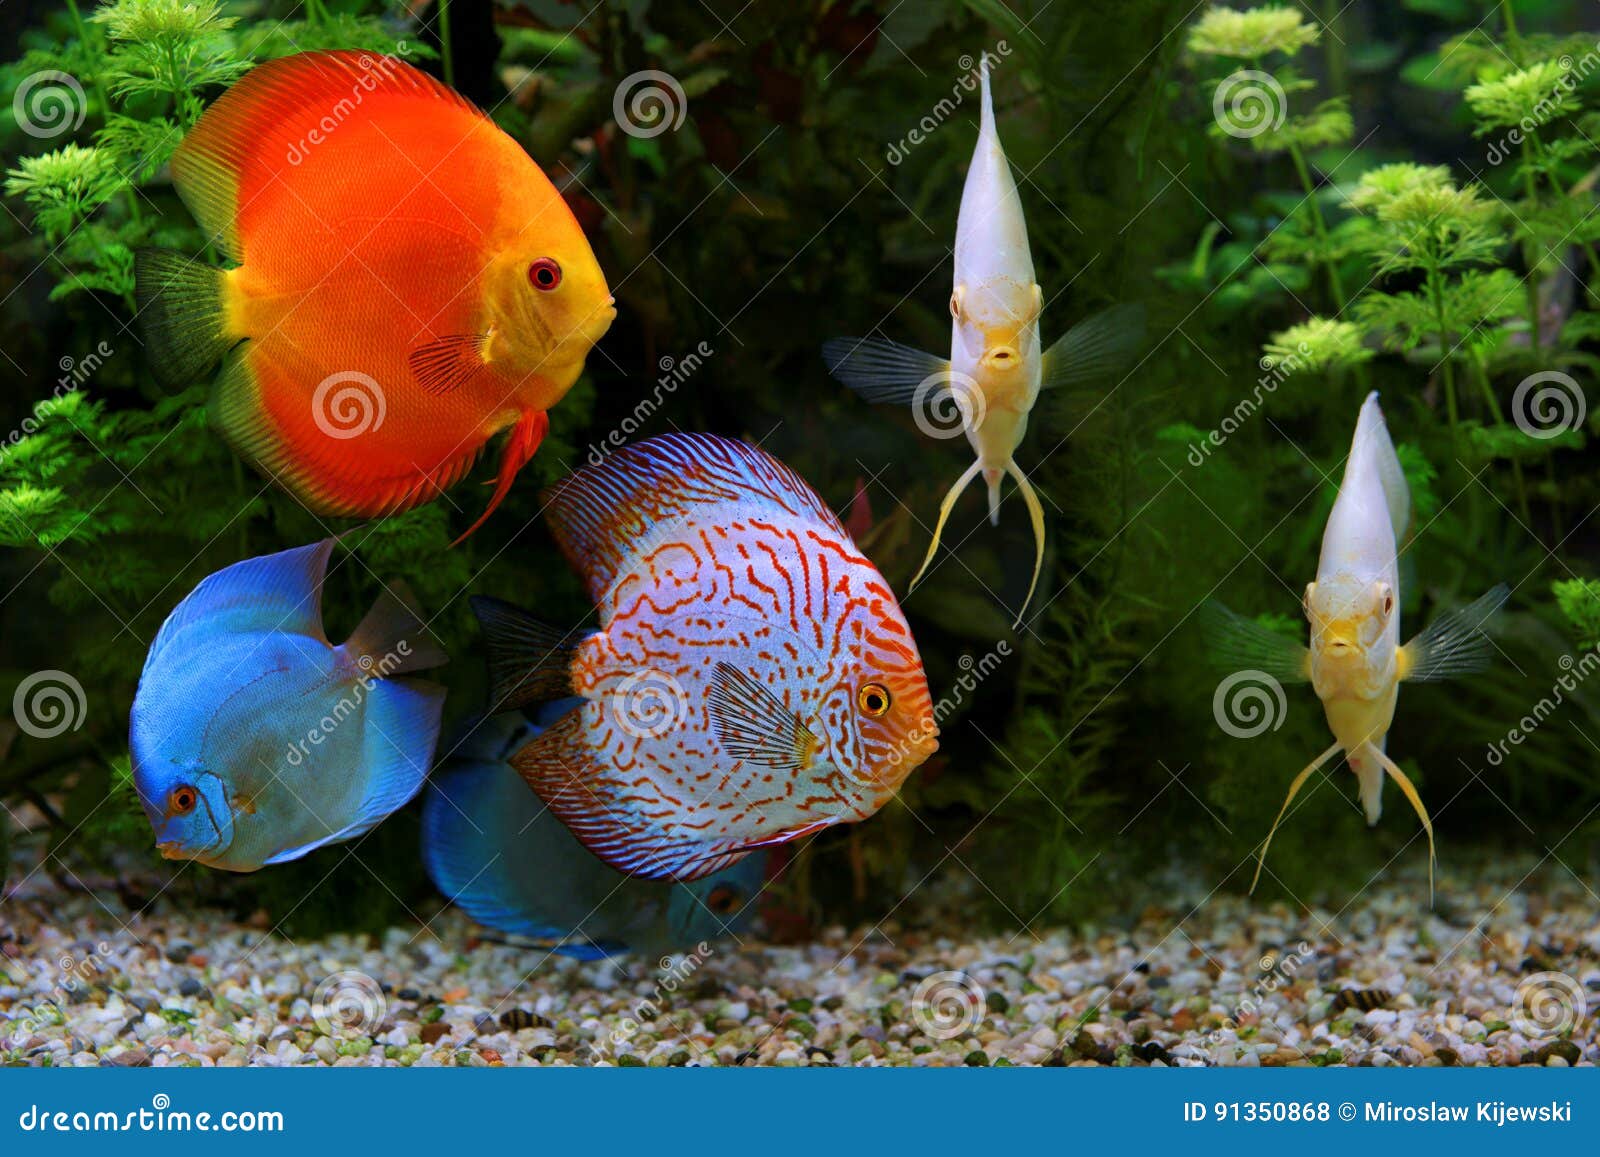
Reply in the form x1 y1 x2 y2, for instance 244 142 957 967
528 258 562 291
949 293 962 319
857 682 892 717
1379 586 1395 617
168 784 198 817
707 884 740 915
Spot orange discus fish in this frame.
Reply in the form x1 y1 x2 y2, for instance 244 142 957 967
135 50 616 539
470 433 940 881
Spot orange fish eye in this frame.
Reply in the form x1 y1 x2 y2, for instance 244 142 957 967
707 884 739 914
857 682 892 717
528 258 562 291
169 785 198 816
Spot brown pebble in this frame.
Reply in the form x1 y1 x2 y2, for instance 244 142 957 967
419 1022 450 1045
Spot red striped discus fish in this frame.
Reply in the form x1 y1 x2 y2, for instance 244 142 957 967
470 433 939 881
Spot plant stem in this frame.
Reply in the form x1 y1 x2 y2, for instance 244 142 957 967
63 0 142 227
1427 263 1460 438
1501 0 1522 50
1521 136 1544 354
438 0 455 89
1287 140 1347 309
1471 354 1530 523
1321 0 1348 99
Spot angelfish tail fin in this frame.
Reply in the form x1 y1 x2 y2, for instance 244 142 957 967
1349 746 1385 825
1251 741 1342 894
984 469 1001 526
908 459 985 592
1005 459 1046 629
450 410 549 546
1368 745 1436 904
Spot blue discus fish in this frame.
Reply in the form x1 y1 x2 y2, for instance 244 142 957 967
130 538 449 871
422 705 767 960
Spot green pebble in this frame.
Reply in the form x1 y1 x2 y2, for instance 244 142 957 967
963 1050 989 1067
985 992 1010 1014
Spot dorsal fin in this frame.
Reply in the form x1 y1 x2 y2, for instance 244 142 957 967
171 50 482 260
543 434 851 605
978 51 997 139
1352 391 1410 539
148 539 334 666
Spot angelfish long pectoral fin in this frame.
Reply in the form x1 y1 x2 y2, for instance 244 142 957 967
1368 745 1436 904
1005 459 1045 629
909 459 985 592
1251 740 1342 894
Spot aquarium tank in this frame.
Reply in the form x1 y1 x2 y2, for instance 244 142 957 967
0 0 1595 1090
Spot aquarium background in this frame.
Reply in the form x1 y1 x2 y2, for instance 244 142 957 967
1 0 1597 949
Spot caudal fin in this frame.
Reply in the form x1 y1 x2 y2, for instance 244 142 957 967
345 582 449 675
134 250 232 388
1251 741 1342 893
469 595 584 711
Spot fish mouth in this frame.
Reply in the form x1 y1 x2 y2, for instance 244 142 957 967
981 345 1021 370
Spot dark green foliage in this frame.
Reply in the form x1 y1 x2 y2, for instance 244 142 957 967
3 0 1598 935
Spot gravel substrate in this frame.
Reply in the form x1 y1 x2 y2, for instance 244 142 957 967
2 859 1596 1067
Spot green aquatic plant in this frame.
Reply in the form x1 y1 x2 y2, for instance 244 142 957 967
1263 318 1372 374
1553 579 1600 651
1187 5 1355 307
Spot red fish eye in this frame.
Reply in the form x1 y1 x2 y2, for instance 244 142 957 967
707 885 739 914
528 258 562 291
169 785 198 816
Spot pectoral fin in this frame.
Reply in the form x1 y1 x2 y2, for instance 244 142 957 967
1039 303 1146 392
707 662 820 771
820 337 950 405
1198 600 1312 684
408 333 490 396
1397 584 1510 682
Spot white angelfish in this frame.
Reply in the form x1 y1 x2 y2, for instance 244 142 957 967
822 53 1144 626
1204 392 1508 899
